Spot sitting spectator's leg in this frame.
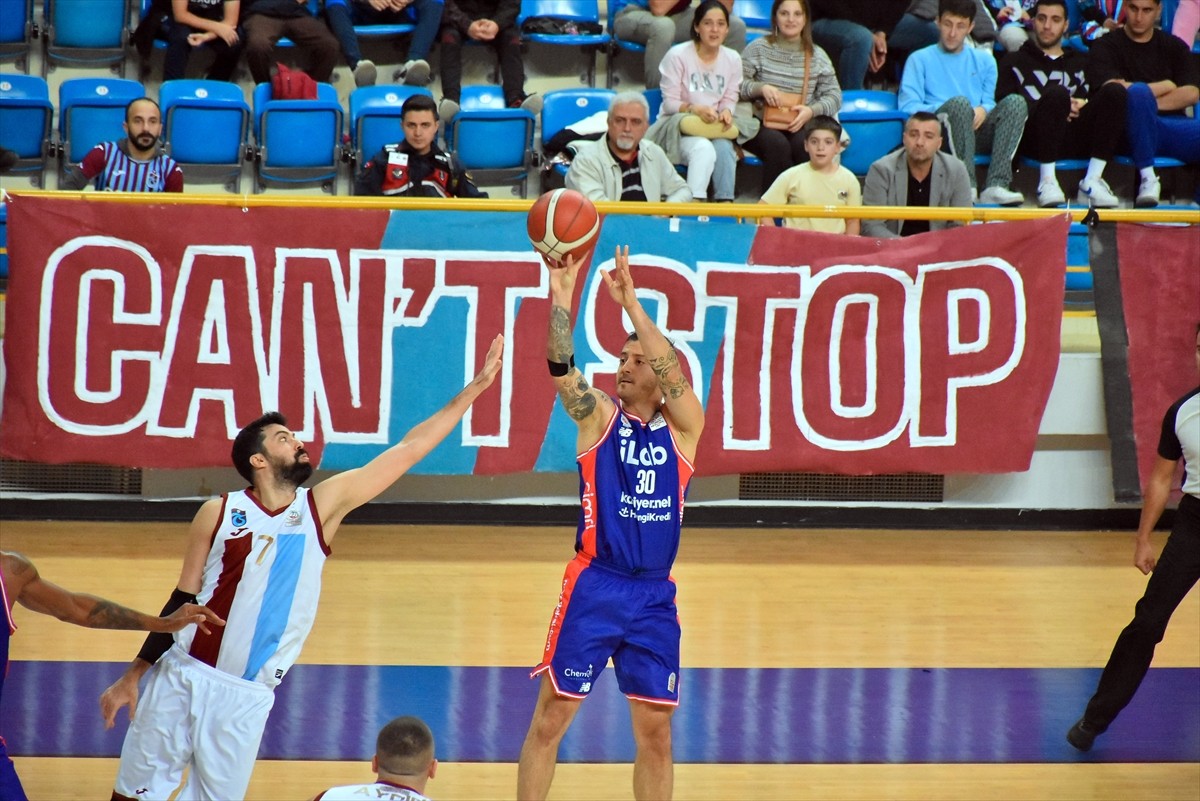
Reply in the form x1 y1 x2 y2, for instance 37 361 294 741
325 0 376 85
711 138 737 201
1072 81 1125 207
1022 84 1069 206
243 14 287 85
613 6 676 88
164 20 195 81
206 27 244 81
979 93 1026 201
888 13 939 57
936 96 976 188
810 18 873 91
439 25 465 104
283 14 340 82
679 136 717 201
742 126 789 193
1124 82 1163 206
496 23 529 106
403 0 443 83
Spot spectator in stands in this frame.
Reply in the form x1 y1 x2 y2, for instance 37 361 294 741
998 0 1125 207
983 0 1035 52
1087 0 1200 207
646 0 741 202
759 115 861 233
612 0 747 88
165 0 244 82
354 94 486 196
309 716 437 801
906 0 998 47
1078 0 1125 44
861 111 972 237
808 1 937 91
436 0 540 121
899 0 1028 206
324 0 440 87
61 98 184 192
241 0 340 86
739 0 842 195
566 92 693 202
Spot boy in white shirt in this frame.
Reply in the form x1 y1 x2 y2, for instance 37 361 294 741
759 115 861 235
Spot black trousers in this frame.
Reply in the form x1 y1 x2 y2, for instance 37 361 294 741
1020 82 1126 164
741 124 809 194
1084 492 1200 730
438 24 525 106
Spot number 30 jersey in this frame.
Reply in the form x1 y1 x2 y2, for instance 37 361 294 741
576 403 696 577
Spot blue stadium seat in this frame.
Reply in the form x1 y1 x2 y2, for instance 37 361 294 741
540 86 613 175
42 0 130 78
252 81 344 194
643 86 661 123
1065 221 1092 292
0 0 35 72
0 73 53 185
160 79 251 192
606 0 645 89
733 0 772 41
349 84 432 170
57 77 145 176
446 86 535 196
519 0 610 87
838 89 907 177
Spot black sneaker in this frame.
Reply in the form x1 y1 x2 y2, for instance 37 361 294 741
1066 718 1099 752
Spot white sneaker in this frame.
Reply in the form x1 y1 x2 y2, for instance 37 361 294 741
1037 180 1066 207
1136 175 1161 208
979 185 1024 206
518 94 543 115
438 98 460 122
396 59 431 86
353 59 376 87
1076 177 1119 208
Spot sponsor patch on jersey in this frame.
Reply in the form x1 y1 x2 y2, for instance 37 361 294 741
649 414 667 431
284 509 302 527
231 508 247 527
668 671 676 693
619 420 633 438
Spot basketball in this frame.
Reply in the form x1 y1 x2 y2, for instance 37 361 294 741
527 189 600 267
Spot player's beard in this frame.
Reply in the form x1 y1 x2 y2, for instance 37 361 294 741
615 134 637 152
274 452 314 487
133 131 158 151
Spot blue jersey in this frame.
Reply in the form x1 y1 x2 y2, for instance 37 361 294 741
576 403 695 577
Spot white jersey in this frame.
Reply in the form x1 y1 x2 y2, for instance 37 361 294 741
315 781 432 800
175 487 330 687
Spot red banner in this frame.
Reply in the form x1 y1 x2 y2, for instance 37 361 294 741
0 195 1068 476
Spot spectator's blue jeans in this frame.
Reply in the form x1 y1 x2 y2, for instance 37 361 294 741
325 0 443 66
1124 81 1200 168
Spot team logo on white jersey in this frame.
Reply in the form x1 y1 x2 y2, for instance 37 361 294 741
231 508 247 527
284 509 302 527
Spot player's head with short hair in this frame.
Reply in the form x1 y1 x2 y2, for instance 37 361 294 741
401 93 438 122
231 411 288 483
375 716 437 779
803 114 842 141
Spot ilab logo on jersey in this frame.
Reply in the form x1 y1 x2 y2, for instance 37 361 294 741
232 508 247 527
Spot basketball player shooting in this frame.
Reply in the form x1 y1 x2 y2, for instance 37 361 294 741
516 246 705 801
98 334 504 801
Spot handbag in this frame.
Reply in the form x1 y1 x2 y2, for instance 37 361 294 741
678 113 738 140
759 50 810 131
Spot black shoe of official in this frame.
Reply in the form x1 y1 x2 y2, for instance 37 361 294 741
1066 718 1100 752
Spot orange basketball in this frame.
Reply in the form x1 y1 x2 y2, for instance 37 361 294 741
527 189 600 267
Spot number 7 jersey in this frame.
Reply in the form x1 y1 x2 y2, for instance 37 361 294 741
576 404 696 577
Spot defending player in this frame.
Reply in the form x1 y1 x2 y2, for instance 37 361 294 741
516 246 705 801
99 335 504 801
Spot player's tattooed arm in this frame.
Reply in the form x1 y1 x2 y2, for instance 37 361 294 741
648 349 692 400
548 304 575 363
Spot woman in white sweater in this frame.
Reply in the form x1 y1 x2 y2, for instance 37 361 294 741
652 0 742 201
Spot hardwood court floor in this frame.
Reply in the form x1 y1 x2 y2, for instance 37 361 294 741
3 521 1198 800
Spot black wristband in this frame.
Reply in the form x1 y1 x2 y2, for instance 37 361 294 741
136 587 198 665
547 356 575 377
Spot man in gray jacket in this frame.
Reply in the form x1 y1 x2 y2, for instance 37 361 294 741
566 92 692 204
862 111 973 238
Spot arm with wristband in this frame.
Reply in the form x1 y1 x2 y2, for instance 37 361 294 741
100 497 222 730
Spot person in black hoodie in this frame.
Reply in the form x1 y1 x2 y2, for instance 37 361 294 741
808 0 935 90
354 94 487 196
998 0 1126 207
